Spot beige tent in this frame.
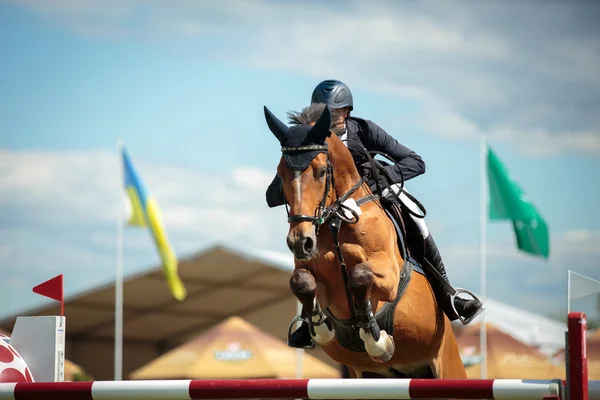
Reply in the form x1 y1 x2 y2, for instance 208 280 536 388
456 323 565 379
129 316 340 379
586 330 600 379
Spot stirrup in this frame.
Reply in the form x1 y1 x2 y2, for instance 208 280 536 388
286 315 315 349
450 288 485 325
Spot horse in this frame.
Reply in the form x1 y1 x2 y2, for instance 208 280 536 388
263 104 467 379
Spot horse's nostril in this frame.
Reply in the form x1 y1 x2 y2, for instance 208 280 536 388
303 237 314 254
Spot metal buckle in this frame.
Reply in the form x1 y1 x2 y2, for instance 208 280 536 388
450 288 485 325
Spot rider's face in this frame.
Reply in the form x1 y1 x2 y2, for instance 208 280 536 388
330 107 349 135
307 106 348 134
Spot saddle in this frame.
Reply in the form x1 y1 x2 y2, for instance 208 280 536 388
379 192 426 266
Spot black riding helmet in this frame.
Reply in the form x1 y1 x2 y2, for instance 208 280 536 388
311 79 353 111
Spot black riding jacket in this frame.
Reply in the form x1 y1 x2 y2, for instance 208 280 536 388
265 116 426 208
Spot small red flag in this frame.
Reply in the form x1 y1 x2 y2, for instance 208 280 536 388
33 274 64 315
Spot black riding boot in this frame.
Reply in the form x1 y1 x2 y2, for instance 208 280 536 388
287 320 315 349
424 235 484 324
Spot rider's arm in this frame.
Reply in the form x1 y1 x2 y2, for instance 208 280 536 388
363 120 426 181
266 174 286 208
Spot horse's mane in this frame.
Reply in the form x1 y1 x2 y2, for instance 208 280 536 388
287 103 346 127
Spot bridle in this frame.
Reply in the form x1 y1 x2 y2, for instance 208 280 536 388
279 140 376 324
281 143 370 232
278 135 431 324
282 144 332 226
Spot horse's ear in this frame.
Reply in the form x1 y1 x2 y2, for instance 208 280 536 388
264 106 288 145
308 105 331 143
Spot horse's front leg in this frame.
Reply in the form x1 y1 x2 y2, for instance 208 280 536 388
350 255 398 363
289 267 335 346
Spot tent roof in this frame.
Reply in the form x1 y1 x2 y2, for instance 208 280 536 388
129 315 340 379
456 296 566 356
0 243 296 348
456 322 565 379
0 241 567 379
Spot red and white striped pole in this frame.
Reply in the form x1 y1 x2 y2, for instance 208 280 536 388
0 310 594 400
0 378 565 400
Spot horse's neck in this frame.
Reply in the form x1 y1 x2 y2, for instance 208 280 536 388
328 136 368 198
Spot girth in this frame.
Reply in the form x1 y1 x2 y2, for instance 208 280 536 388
322 258 415 352
320 200 425 353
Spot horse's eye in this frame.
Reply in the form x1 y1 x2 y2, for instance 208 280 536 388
319 168 327 179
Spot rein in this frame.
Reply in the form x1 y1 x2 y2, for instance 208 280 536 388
280 141 379 324
279 136 428 327
282 144 368 228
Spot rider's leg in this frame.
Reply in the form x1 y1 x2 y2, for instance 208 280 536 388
383 184 484 324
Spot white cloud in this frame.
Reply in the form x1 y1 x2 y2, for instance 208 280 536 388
7 0 600 156
0 148 598 320
487 127 600 157
396 97 600 156
0 148 290 248
560 229 600 255
440 228 600 313
232 168 275 192
442 229 600 265
0 147 293 317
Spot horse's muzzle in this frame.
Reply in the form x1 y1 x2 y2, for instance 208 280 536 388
287 228 317 260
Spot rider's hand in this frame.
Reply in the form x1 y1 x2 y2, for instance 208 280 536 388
358 161 373 179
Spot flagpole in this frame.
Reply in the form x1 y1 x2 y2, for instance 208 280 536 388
295 300 304 379
115 138 124 381
479 134 488 379
567 270 571 314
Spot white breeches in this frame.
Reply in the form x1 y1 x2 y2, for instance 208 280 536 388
381 184 429 238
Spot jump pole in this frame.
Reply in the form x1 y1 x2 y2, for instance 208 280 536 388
0 378 566 400
0 312 595 400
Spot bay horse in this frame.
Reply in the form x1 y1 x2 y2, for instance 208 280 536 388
264 104 467 379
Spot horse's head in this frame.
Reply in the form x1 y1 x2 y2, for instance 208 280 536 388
264 105 334 260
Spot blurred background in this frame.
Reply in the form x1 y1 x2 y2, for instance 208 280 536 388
0 0 598 382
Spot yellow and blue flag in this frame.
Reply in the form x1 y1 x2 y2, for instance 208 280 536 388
122 147 187 301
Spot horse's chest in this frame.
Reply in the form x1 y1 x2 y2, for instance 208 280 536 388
311 247 363 291
312 251 341 279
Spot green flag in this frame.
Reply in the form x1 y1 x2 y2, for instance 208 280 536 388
487 146 550 258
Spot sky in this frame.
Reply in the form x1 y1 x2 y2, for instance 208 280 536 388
1 0 599 324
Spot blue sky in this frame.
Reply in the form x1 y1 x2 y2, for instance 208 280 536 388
1 0 599 323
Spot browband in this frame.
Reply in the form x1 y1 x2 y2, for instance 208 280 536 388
281 144 328 152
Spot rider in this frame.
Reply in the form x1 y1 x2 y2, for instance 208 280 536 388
265 79 484 348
